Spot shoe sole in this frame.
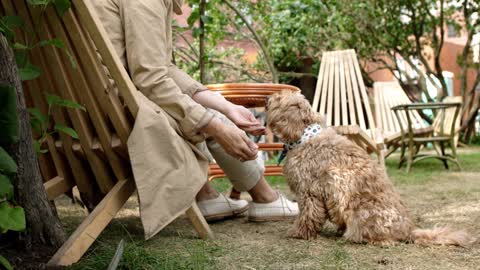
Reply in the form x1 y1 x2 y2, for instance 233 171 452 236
204 204 250 222
248 215 297 222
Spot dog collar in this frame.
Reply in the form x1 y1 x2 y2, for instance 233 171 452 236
277 123 323 165
286 123 323 150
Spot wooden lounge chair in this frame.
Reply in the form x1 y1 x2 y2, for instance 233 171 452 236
312 49 384 162
1 0 213 266
1 1 300 265
373 81 433 158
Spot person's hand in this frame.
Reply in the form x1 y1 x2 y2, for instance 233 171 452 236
225 104 265 136
203 118 258 161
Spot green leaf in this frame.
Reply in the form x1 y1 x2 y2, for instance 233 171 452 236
19 62 42 81
192 27 203 37
0 255 13 270
26 0 50 6
30 118 43 134
46 94 85 111
28 108 48 133
0 26 15 41
34 141 41 154
54 124 79 139
0 147 17 175
0 15 23 40
0 202 26 232
200 15 213 24
34 38 65 49
53 0 71 17
14 51 29 68
0 85 19 144
0 174 14 201
46 94 62 106
56 99 86 111
33 141 48 154
187 9 200 27
0 16 24 29
28 108 48 125
12 43 28 50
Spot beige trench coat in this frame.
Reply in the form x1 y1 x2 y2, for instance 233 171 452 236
94 0 212 239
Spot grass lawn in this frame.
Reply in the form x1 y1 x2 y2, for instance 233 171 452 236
61 147 480 270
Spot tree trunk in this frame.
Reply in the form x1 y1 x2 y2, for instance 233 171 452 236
0 35 65 248
198 0 206 84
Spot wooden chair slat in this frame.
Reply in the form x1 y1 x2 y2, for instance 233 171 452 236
318 52 330 117
347 50 368 131
344 51 363 129
333 51 341 126
311 50 327 112
339 51 348 125
326 52 335 126
343 50 357 126
353 51 376 133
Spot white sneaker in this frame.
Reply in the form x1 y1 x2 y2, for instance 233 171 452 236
248 193 299 221
197 194 249 221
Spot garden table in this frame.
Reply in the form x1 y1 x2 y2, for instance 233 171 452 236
391 101 462 173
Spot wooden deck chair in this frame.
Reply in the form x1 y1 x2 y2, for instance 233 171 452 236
0 0 213 266
373 81 433 158
311 49 384 162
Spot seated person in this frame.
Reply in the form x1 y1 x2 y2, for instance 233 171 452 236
93 0 298 222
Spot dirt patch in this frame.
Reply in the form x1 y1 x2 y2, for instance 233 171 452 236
0 237 57 270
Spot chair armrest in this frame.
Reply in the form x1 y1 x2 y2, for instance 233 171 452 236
207 83 300 108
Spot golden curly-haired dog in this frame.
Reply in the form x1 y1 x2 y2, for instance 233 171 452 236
266 90 475 246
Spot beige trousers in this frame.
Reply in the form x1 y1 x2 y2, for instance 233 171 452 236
200 111 264 192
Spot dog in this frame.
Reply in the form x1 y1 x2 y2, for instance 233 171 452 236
266 90 476 247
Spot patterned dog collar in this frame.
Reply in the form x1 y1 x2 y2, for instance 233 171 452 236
286 123 323 150
277 123 323 165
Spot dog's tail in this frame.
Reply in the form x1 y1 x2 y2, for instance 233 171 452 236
411 226 476 247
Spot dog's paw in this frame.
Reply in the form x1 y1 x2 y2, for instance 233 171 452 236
287 227 317 240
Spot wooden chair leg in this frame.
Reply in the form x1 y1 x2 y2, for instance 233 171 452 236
47 179 136 267
380 151 386 167
398 143 406 169
185 201 214 239
440 142 449 169
406 143 415 173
